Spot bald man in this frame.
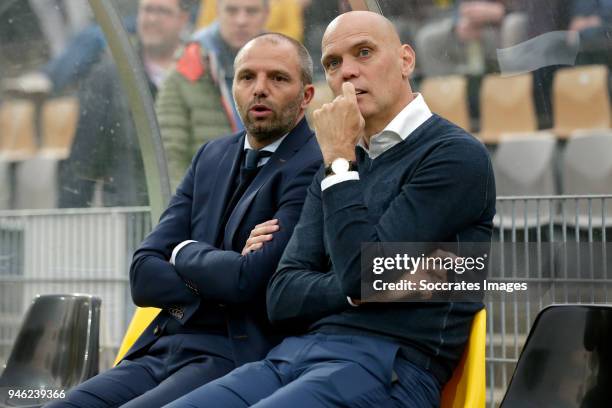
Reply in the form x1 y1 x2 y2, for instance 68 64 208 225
166 11 495 408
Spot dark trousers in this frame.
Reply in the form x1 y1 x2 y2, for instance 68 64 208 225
164 333 441 408
45 333 235 408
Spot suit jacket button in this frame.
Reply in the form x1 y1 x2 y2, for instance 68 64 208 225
153 325 161 336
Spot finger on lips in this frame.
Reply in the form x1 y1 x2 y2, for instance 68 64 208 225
342 82 357 102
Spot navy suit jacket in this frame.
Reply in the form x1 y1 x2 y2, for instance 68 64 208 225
126 117 322 365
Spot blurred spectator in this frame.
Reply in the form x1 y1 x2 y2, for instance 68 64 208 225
40 17 137 94
416 0 526 76
519 0 571 39
59 0 190 207
29 0 92 58
157 0 268 189
569 0 612 65
3 0 198 95
196 0 304 41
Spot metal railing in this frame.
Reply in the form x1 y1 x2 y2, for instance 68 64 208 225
487 195 612 407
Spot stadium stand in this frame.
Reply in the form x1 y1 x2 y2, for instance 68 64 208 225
493 132 557 228
0 99 37 161
562 130 612 227
420 75 471 131
478 73 538 145
40 97 79 160
553 65 611 139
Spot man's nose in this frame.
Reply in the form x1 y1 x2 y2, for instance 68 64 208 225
253 75 269 96
340 58 360 80
234 10 249 25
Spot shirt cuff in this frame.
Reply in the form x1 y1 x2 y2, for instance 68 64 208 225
170 240 197 265
321 171 360 191
347 296 360 307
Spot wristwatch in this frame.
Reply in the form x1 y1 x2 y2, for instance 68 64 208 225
325 158 358 177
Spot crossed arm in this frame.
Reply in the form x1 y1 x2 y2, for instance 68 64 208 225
129 144 320 323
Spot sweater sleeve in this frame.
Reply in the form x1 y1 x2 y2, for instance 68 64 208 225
321 138 494 299
267 172 352 327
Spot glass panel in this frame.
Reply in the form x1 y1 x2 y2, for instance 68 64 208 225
0 0 159 372
0 0 360 375
0 0 150 209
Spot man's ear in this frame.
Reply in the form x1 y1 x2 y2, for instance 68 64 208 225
400 44 416 79
301 84 315 109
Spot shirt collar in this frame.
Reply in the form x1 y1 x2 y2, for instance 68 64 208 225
359 93 432 159
243 133 287 153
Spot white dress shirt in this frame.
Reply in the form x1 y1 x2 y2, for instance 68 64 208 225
321 93 433 191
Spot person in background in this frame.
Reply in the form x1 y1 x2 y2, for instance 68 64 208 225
156 0 268 189
568 0 612 66
58 0 190 207
196 0 304 41
416 0 526 76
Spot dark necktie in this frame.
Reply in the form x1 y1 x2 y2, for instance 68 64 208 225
239 148 273 185
217 148 274 247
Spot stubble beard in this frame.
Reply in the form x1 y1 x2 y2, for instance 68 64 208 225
242 95 302 144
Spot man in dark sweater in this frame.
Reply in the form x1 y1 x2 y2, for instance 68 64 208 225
166 10 495 408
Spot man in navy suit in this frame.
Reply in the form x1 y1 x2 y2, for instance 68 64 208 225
47 33 321 408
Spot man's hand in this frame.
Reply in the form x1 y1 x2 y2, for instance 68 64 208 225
241 219 279 255
312 82 365 165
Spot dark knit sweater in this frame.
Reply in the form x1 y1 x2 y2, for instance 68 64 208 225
267 114 496 384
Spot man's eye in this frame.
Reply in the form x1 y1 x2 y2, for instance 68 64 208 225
327 60 339 69
359 48 371 57
274 75 287 82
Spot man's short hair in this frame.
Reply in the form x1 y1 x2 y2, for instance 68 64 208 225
218 0 270 7
237 32 313 85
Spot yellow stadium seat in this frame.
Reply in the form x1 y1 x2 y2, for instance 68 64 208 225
113 307 160 366
479 73 537 144
40 96 79 159
440 308 486 408
421 75 471 131
553 65 610 139
0 99 37 161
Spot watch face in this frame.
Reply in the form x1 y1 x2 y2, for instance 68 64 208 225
331 158 350 174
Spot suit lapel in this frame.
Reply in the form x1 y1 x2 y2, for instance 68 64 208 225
207 133 244 246
222 118 313 249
